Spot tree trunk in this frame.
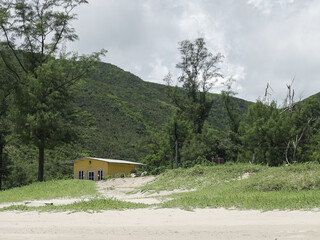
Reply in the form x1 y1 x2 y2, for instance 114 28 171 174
38 146 45 182
285 141 291 165
174 121 179 169
175 139 178 169
292 118 313 163
0 141 3 191
251 152 256 164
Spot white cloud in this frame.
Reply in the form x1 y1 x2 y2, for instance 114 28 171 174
68 0 320 102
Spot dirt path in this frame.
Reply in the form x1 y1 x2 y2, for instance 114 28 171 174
96 176 193 204
96 175 159 204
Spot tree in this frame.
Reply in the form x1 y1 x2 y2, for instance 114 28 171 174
0 68 11 190
164 38 222 168
0 52 18 190
0 0 105 181
238 100 285 165
166 38 222 134
238 92 320 166
221 78 241 161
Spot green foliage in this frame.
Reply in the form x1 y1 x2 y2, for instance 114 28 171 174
0 0 104 182
102 175 113 180
180 126 224 168
220 78 242 161
114 173 127 178
0 179 97 203
167 38 223 134
148 38 239 171
238 98 320 165
1 59 250 188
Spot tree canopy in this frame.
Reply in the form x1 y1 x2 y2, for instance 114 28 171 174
0 0 104 181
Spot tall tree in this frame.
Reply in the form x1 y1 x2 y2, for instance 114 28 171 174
164 38 222 168
0 51 18 190
166 38 222 134
0 0 104 181
221 78 241 161
0 68 10 190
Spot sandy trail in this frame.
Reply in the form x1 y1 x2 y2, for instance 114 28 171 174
1 208 320 240
96 176 193 204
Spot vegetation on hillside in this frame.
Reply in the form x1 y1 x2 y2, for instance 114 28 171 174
0 0 104 187
0 1 319 192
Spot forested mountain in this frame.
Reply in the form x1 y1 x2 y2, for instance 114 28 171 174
73 62 251 160
2 61 251 188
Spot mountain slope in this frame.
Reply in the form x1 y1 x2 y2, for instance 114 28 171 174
73 62 252 160
3 61 252 189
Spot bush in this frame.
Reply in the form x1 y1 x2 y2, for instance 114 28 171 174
114 173 126 178
102 175 113 180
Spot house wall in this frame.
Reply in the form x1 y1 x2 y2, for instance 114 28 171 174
74 158 108 181
74 158 136 180
107 163 136 176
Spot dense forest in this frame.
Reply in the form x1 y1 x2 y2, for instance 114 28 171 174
1 0 320 190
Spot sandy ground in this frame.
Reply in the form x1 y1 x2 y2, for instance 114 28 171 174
96 175 193 204
1 208 320 240
1 176 320 239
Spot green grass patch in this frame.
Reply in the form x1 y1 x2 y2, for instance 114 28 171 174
0 179 97 203
140 163 267 192
0 198 148 212
162 185 320 211
159 163 320 211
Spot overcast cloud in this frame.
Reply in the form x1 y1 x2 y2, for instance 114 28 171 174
68 0 320 102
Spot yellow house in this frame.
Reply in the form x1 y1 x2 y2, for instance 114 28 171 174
73 157 145 181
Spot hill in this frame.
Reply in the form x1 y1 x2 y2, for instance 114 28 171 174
3 61 252 189
73 62 252 160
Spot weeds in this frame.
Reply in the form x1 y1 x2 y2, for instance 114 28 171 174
0 198 148 212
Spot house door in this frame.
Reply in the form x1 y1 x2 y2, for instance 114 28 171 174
98 170 103 180
88 171 94 180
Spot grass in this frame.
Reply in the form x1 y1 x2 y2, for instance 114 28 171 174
2 163 320 212
0 179 97 203
0 198 148 213
157 163 320 211
140 163 267 192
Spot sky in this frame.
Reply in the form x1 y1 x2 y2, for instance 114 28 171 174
68 0 320 102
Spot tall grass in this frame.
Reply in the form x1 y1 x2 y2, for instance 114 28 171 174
0 179 97 203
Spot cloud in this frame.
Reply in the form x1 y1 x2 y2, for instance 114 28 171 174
68 0 320 102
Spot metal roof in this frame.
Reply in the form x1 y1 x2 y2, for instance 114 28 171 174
73 157 146 166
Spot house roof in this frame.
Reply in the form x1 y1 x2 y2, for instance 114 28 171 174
73 157 146 166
